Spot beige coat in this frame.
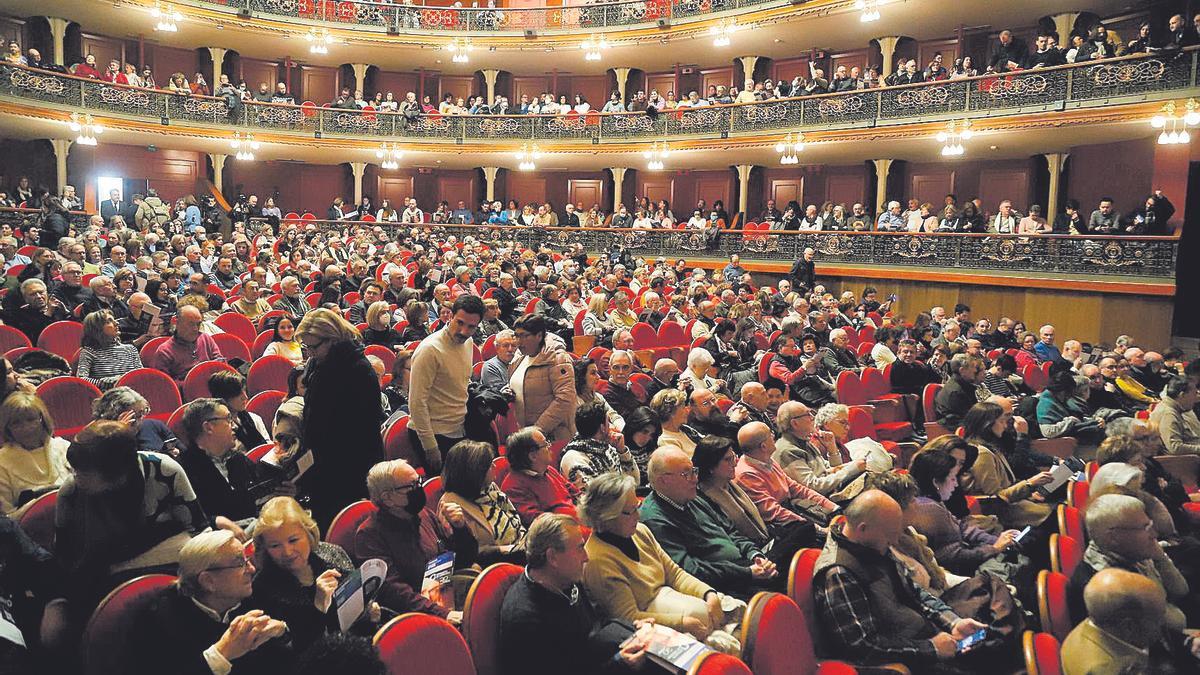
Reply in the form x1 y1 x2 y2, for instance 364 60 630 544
965 443 1053 528
509 341 576 442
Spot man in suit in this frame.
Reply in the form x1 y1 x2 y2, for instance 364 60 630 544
177 398 259 527
99 188 126 225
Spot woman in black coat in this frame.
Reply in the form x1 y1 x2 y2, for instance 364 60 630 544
295 308 385 527
38 196 69 250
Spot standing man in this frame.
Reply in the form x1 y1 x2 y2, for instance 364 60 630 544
408 295 484 474
789 248 816 290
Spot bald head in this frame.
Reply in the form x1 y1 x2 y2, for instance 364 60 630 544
1084 568 1165 645
653 358 680 382
648 446 698 504
842 490 903 553
985 395 1014 416
736 421 773 459
740 382 767 411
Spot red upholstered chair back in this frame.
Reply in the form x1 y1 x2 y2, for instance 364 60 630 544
462 563 523 675
116 368 182 420
491 456 511 486
181 361 237 402
741 592 826 675
247 354 297 396
384 415 419 463
1057 504 1084 543
0 325 31 353
847 406 879 442
1067 480 1089 510
139 336 171 363
365 345 398 372
36 320 83 358
658 320 687 347
373 613 476 675
836 370 867 406
860 367 890 399
36 376 102 439
786 548 821 623
326 500 378 554
1037 570 1074 642
211 332 252 363
246 390 287 433
757 352 775 384
166 404 188 440
922 383 941 422
631 322 657 349
16 489 57 550
423 475 444 506
251 331 276 359
1050 534 1082 577
1023 631 1063 675
83 574 177 675
213 312 257 346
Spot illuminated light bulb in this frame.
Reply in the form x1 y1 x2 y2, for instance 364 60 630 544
1185 111 1200 126
1158 131 1170 144
1179 130 1191 144
1151 115 1166 128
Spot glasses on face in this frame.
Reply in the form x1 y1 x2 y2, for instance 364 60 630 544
669 467 700 481
207 553 253 572
205 415 233 425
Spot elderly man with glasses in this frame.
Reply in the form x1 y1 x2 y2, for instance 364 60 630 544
125 530 295 675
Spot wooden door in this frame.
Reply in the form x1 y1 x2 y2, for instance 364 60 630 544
769 178 802 208
700 67 733 93
377 176 415 204
437 176 476 207
826 173 866 209
639 177 673 209
645 72 675 98
299 66 337 103
568 179 604 210
512 76 550 104
909 170 955 207
241 58 279 92
978 168 1031 215
80 34 124 72
439 75 477 101
508 175 546 206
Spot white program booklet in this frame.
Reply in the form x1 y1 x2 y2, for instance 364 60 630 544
335 558 388 632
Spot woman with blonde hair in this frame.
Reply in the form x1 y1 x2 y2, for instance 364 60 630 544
296 308 384 525
362 300 403 348
252 496 379 645
77 309 143 389
581 293 614 340
0 392 70 515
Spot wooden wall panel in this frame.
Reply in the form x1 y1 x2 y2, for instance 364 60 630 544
772 57 810 85
1067 139 1154 222
917 39 958 70
909 169 955 207
508 175 546 205
701 67 733 93
241 58 279 91
570 75 608 110
645 72 675 98
977 168 1030 216
695 175 732 209
568 179 603 210
512 76 550 103
377 175 415 204
437 175 476 206
769 178 802 208
830 49 869 75
373 71 419 98
298 66 337 103
439 75 477 101
79 34 123 72
826 173 866 209
146 45 196 82
0 17 25 50
637 177 674 208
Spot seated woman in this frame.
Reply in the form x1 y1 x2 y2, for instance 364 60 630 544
863 470 1026 640
579 473 732 644
396 301 430 344
581 293 614 344
76 309 143 389
252 496 381 647
439 440 527 562
0 392 70 516
574 357 624 432
623 407 661 488
650 389 697 457
1096 422 1192 534
381 349 412 416
207 369 270 453
262 315 304 366
907 439 1029 581
57 421 207 603
90 386 176 454
357 459 478 625
500 427 579 526
962 402 1056 530
362 300 404 349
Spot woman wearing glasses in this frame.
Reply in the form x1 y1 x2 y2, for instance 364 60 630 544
500 426 580 526
0 392 69 516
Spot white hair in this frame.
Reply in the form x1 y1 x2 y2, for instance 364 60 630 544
1091 462 1143 494
178 530 238 597
814 403 850 429
687 347 714 370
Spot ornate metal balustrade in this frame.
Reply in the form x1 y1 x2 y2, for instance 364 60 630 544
282 219 1178 280
1 50 1196 144
191 0 782 33
0 208 93 234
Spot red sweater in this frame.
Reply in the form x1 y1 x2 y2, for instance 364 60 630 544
501 466 580 526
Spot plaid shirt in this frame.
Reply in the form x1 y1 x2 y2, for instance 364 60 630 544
813 530 959 665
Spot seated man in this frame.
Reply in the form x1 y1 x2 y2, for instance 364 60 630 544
559 402 640 489
498 513 649 675
1149 375 1200 456
981 354 1021 399
769 333 836 408
889 338 944 398
687 388 740 440
79 275 131 320
176 398 260 530
813 490 995 670
118 292 160 349
821 329 862 375
348 281 383 326
150 305 225 385
727 382 777 435
775 402 866 496
640 446 779 597
602 350 644 419
1062 567 1199 675
356 459 477 624
1 279 69 343
641 358 681 402
1067 494 1192 635
478 329 517 392
735 421 834 538
935 354 984 429
126 530 295 675
50 262 91 316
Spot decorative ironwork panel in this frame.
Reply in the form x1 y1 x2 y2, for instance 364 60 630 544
879 81 968 121
463 115 537 140
730 99 803 133
394 114 465 140
86 82 168 118
2 65 79 106
1072 54 1193 100
597 112 665 139
243 102 317 133
665 106 731 136
1072 237 1178 275
968 68 1066 112
170 94 233 125
801 92 877 127
319 107 392 137
535 115 605 141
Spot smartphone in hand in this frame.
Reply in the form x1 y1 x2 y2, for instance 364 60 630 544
956 629 988 653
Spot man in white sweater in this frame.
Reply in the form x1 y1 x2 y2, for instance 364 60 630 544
408 295 484 473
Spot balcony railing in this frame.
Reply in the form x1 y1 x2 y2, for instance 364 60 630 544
276 219 1179 281
2 50 1196 144
191 0 782 33
0 208 92 234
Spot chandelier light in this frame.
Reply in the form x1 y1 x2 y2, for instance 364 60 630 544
774 132 804 164
376 143 403 170
1151 99 1200 145
68 113 103 146
152 3 182 32
936 119 973 156
515 143 541 171
643 141 669 171
306 28 333 55
447 38 473 64
709 20 739 47
580 35 609 62
856 0 880 22
231 132 259 161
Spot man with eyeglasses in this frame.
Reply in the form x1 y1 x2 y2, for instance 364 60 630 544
640 446 779 598
50 261 91 316
356 459 476 625
177 399 261 536
735 421 834 539
126 529 296 675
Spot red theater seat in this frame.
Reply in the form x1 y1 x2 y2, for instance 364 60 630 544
327 500 378 553
82 574 177 675
462 563 523 675
36 376 102 439
373 613 475 675
116 368 182 420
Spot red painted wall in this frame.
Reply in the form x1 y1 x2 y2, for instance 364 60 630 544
1066 138 1154 220
225 161 351 215
65 144 206 211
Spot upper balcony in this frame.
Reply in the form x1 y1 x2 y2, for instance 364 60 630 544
1 50 1195 149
